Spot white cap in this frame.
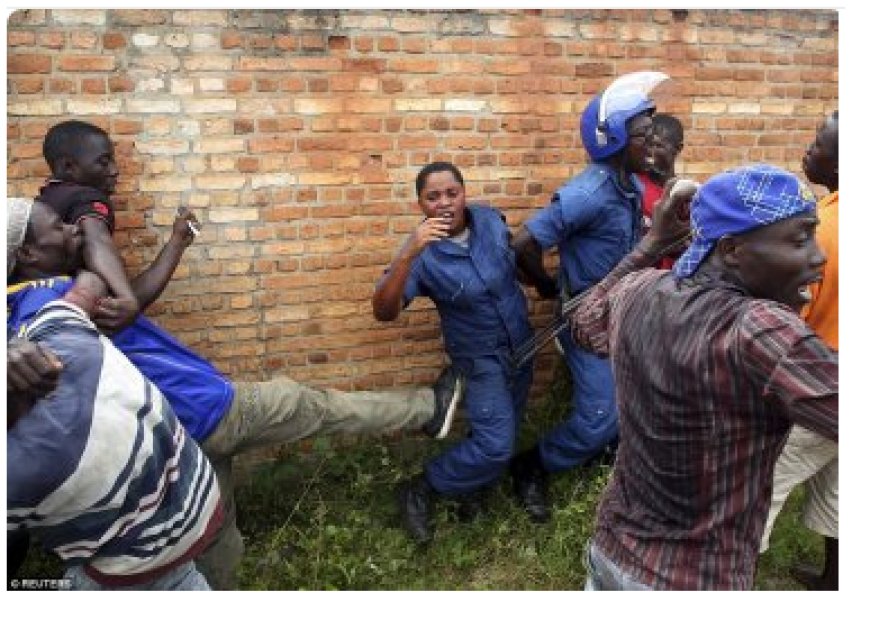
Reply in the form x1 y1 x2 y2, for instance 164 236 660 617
7 197 34 278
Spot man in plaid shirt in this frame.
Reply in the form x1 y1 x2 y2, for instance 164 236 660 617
570 164 837 589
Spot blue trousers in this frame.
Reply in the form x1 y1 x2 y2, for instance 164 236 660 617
425 354 532 496
537 327 618 473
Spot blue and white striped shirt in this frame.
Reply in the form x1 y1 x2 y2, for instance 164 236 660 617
7 299 223 586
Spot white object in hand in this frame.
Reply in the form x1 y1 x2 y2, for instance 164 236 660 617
670 179 699 199
176 207 200 237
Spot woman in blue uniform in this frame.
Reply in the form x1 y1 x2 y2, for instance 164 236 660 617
373 161 556 543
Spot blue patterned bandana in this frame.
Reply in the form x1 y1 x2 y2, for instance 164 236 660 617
673 164 817 278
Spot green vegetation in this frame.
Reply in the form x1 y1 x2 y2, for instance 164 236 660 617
13 368 824 590
233 367 823 590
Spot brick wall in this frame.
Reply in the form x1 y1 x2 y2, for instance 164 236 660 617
7 9 839 398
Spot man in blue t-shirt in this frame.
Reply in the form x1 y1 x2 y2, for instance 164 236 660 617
7 197 463 590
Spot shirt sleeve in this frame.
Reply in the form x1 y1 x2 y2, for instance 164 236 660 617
568 249 659 356
740 302 838 441
524 186 598 250
6 280 73 338
7 302 102 516
375 259 425 310
401 258 427 307
68 198 115 233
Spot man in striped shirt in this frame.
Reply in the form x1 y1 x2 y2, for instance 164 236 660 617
7 270 223 589
571 164 837 589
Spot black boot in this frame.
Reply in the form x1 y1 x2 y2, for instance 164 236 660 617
397 474 436 544
588 437 619 468
510 447 552 523
451 490 487 523
791 537 838 590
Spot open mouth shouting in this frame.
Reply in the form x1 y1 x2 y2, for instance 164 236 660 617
794 274 823 309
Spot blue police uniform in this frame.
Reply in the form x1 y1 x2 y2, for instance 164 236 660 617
524 163 643 472
397 205 533 496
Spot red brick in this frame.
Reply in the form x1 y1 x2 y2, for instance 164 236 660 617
301 34 326 51
7 31 36 46
81 78 106 94
8 54 52 74
275 34 298 50
37 32 66 48
48 78 76 94
110 120 142 136
108 76 135 92
221 31 243 48
328 35 350 51
377 36 399 51
71 31 99 49
4 8 839 414
11 77 45 94
110 9 170 25
58 55 116 72
227 77 252 93
255 78 280 92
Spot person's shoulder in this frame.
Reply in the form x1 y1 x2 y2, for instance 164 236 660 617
818 191 838 216
8 277 73 321
554 164 610 208
739 298 817 346
8 276 74 295
562 163 610 192
615 267 667 295
39 180 109 201
467 203 506 223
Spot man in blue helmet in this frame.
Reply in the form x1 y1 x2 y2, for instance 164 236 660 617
509 72 665 522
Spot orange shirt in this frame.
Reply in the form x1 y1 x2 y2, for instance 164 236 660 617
803 191 838 350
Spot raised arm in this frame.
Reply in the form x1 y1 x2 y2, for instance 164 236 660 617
570 179 695 353
372 216 449 321
130 208 200 310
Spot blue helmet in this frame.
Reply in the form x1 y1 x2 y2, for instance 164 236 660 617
580 71 670 162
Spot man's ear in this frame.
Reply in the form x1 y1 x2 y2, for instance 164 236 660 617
16 242 39 268
54 154 77 179
717 235 742 268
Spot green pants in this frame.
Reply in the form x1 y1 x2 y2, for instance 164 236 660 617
195 378 435 589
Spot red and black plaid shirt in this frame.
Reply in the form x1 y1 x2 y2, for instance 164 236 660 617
571 249 838 589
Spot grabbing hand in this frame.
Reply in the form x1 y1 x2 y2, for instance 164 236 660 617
92 294 139 334
7 338 63 398
172 207 201 246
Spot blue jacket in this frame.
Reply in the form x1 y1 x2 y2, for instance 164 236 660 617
525 163 643 295
399 205 532 359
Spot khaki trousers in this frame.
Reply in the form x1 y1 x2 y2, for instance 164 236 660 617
195 378 434 589
761 426 838 553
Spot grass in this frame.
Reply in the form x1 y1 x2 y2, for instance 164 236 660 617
11 367 824 590
235 440 610 590
232 366 823 590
